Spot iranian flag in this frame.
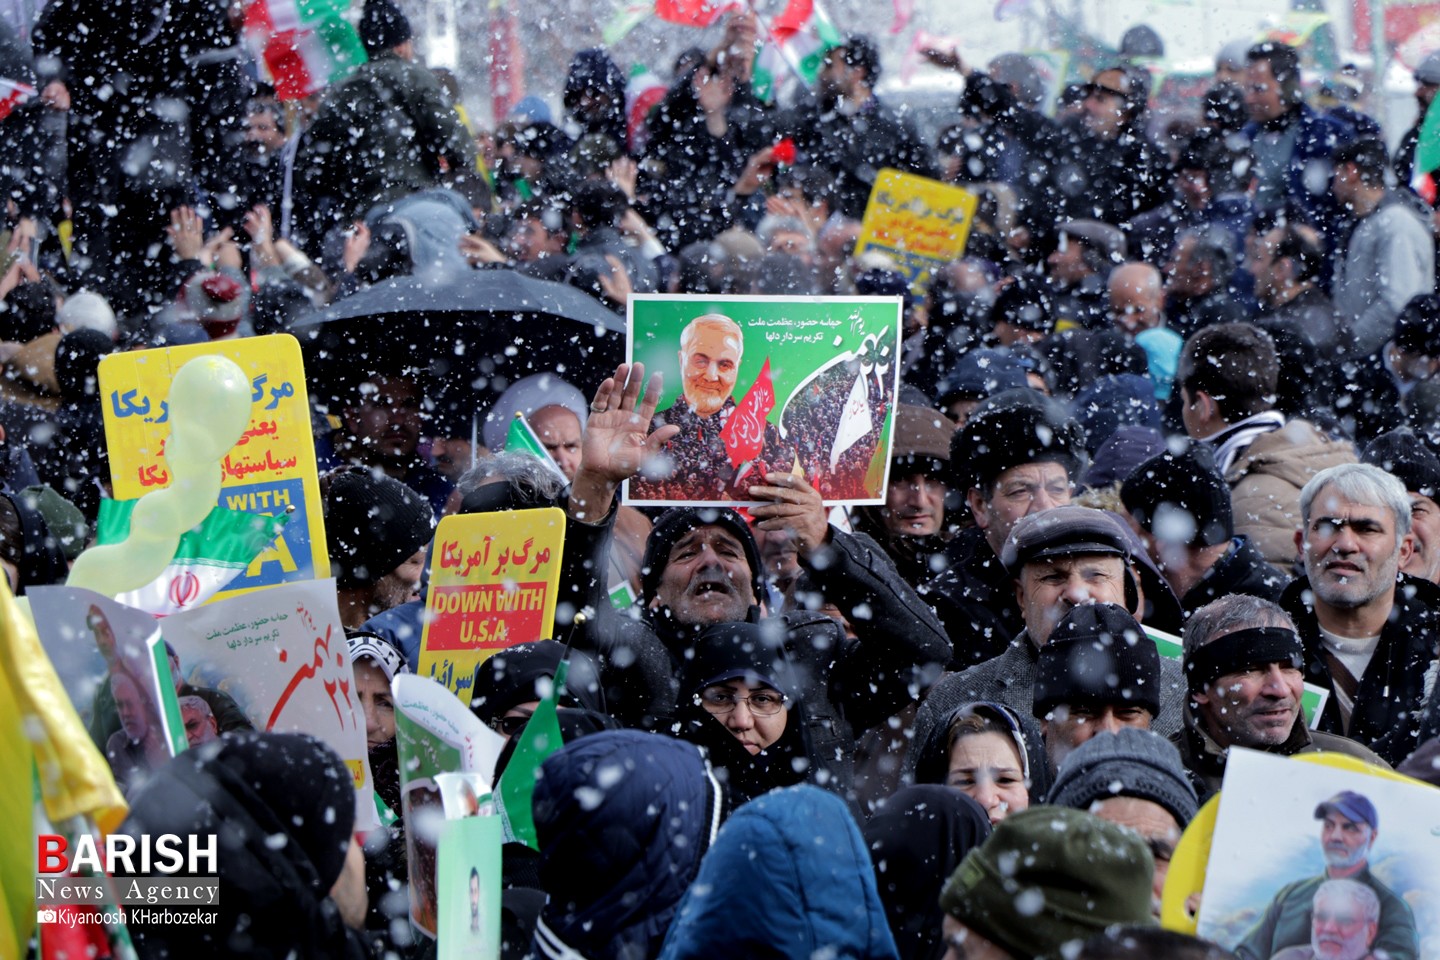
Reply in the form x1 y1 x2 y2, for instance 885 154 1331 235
1414 93 1440 204
0 78 35 123
753 0 842 102
95 501 290 616
626 63 668 153
243 0 367 101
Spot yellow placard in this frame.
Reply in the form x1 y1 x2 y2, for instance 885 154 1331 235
418 508 566 699
99 334 329 598
854 169 979 293
1160 752 1426 934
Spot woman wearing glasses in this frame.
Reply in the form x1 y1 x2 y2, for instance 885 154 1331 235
672 621 811 811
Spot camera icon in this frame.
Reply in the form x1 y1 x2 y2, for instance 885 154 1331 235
36 910 57 924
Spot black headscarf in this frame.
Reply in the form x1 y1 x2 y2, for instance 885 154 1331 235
469 640 603 726
670 621 808 813
909 700 1053 800
865 785 991 960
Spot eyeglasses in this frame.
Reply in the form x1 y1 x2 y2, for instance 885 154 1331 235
697 687 787 717
493 714 531 737
1082 82 1127 101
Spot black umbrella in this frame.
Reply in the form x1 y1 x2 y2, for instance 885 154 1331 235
294 266 625 419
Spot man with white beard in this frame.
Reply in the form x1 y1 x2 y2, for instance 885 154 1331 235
1271 880 1382 960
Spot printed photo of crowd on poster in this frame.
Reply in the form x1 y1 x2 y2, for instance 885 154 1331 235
625 294 903 507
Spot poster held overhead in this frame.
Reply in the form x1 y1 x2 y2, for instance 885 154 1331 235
625 294 902 507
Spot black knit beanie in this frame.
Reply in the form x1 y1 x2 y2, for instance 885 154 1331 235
640 506 765 607
359 0 412 57
1121 442 1234 547
325 468 434 589
1033 603 1162 720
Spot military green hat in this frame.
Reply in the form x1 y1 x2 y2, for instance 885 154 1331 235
939 806 1155 959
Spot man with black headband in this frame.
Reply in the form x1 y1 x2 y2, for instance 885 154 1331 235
1176 594 1386 798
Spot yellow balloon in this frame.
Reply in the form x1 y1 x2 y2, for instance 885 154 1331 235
162 356 252 465
67 354 252 597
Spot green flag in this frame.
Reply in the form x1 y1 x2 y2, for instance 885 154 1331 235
1415 94 1440 199
504 413 569 485
496 658 568 849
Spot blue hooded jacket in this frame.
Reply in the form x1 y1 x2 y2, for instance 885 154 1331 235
658 784 900 960
531 730 723 960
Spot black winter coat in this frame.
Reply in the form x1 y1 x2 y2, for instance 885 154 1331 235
564 507 952 803
1282 573 1440 766
1180 536 1290 616
783 94 936 220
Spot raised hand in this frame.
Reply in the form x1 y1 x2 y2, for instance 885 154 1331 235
167 206 205 261
568 362 679 522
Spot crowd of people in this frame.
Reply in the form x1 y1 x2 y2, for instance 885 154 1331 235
5 0 1440 957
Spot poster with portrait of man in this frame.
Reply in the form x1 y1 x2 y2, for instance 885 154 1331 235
624 294 903 507
28 586 187 798
1195 749 1440 960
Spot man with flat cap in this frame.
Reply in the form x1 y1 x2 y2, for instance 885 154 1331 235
910 505 1188 783
1237 790 1416 960
1122 442 1288 616
924 389 1087 665
1176 594 1386 799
